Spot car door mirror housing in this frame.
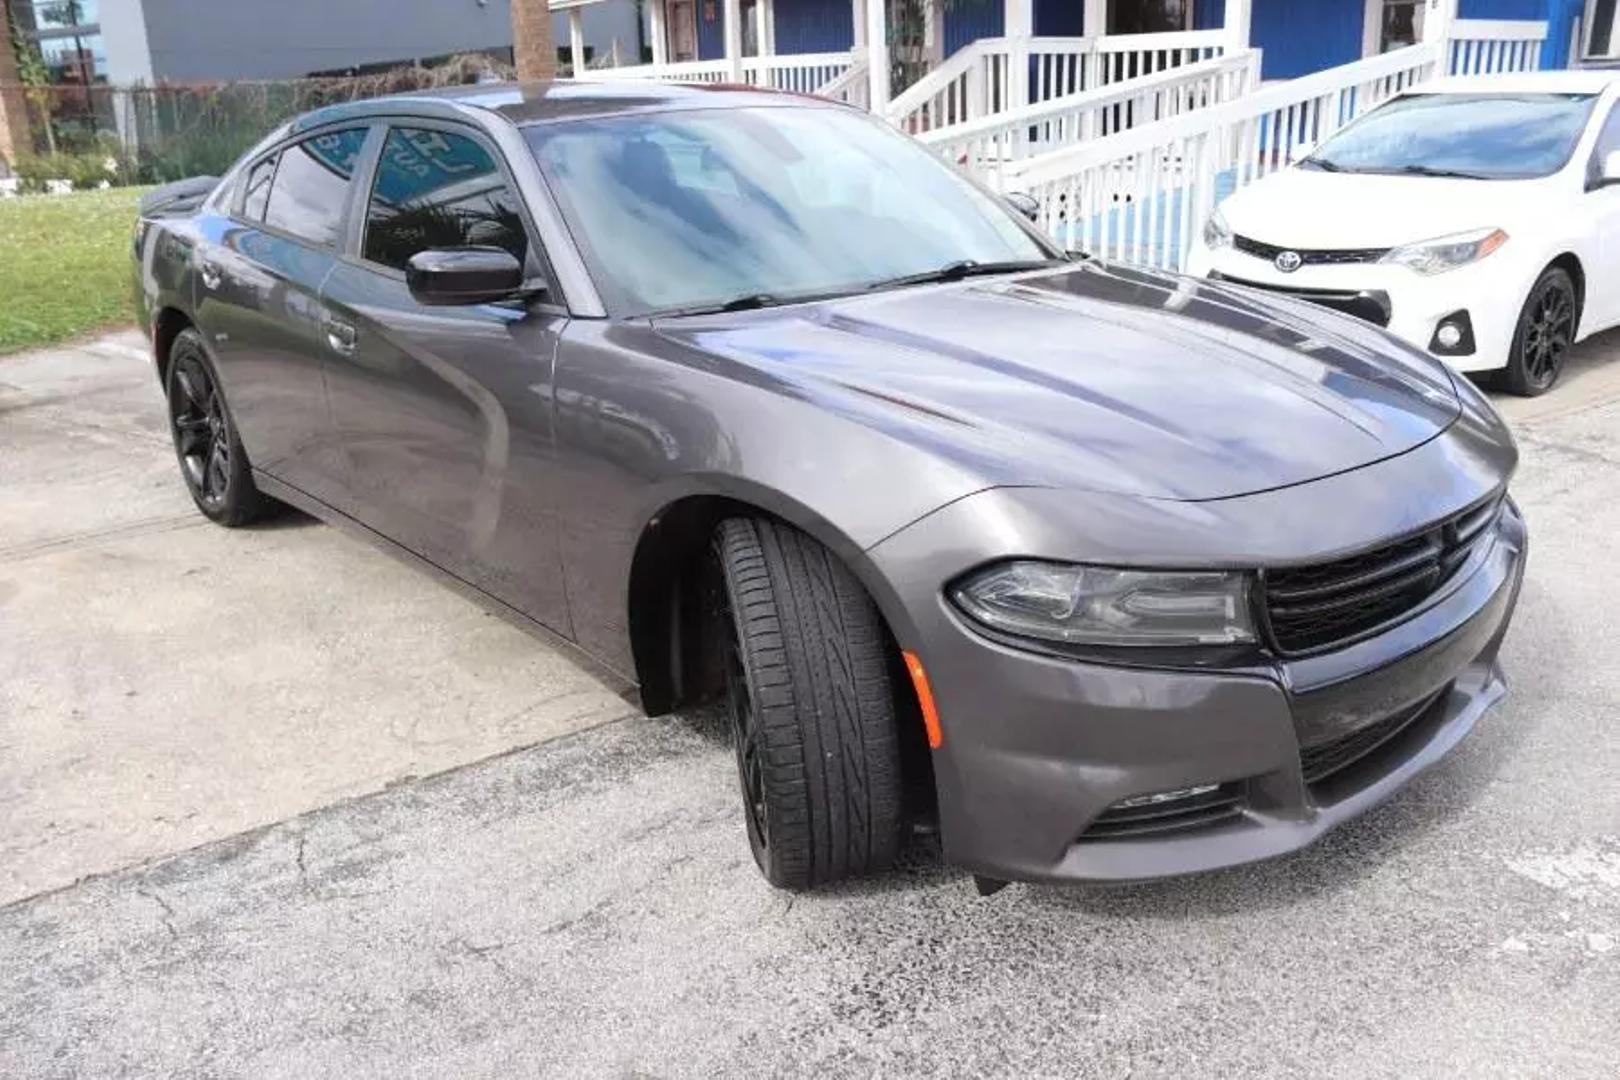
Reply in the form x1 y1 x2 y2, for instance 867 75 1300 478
406 247 528 306
1004 191 1040 223
1603 150 1620 186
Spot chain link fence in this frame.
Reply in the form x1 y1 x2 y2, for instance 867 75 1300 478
2 52 515 188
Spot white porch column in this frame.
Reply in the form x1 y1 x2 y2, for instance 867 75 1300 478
1222 0 1252 54
569 7 587 73
1083 0 1105 87
851 0 867 49
762 0 777 56
649 0 669 64
1422 0 1458 44
867 0 890 113
724 0 745 79
922 0 944 67
1005 0 1032 110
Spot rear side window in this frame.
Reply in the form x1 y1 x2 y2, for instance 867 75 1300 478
262 127 369 248
363 126 530 272
241 155 276 220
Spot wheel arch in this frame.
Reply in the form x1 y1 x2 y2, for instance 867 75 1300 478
624 479 916 718
152 306 196 387
1546 252 1586 331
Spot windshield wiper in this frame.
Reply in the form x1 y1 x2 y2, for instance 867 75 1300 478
866 258 1065 292
1388 164 1492 180
1299 156 1343 172
651 286 862 318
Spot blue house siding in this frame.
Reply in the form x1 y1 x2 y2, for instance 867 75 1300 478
774 0 853 53
1034 0 1083 36
1251 0 1362 78
946 0 1004 56
698 0 725 60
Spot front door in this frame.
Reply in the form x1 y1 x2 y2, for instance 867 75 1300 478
669 0 698 61
319 122 573 635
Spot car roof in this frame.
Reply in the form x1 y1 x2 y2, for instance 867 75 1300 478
287 78 831 135
1418 71 1620 95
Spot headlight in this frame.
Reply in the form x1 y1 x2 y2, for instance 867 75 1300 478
950 561 1255 647
1203 207 1232 250
1380 227 1507 275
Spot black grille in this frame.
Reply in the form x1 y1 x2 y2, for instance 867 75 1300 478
1233 234 1391 266
1208 271 1391 327
1261 497 1503 655
1301 687 1449 786
1079 784 1245 841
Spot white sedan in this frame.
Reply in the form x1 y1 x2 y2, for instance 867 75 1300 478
1187 72 1620 395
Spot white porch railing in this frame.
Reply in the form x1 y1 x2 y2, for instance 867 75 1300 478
1445 18 1545 74
993 18 1548 272
917 53 1259 189
885 30 1232 135
573 51 856 95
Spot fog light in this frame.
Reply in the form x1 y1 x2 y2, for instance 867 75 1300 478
1427 309 1476 356
1113 783 1220 810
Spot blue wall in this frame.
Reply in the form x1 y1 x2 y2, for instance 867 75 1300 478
946 0 1004 56
774 0 853 52
1250 0 1363 78
698 0 725 60
1034 0 1083 36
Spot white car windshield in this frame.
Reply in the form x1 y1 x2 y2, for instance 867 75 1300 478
524 105 1057 316
1303 92 1598 180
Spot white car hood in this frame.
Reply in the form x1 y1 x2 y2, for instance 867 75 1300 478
1219 167 1550 249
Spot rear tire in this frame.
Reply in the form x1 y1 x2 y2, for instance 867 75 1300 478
1502 266 1577 397
711 517 905 889
164 328 272 526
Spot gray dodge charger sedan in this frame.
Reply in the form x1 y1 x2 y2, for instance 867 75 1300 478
132 81 1526 892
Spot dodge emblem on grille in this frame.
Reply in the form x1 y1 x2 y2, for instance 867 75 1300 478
1275 250 1303 273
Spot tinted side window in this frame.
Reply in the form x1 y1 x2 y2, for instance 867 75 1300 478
241 155 276 220
263 127 369 247
363 126 529 272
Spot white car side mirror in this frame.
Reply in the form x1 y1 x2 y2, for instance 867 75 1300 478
1603 150 1620 185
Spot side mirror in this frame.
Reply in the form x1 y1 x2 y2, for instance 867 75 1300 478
1004 191 1041 223
406 247 528 306
1603 150 1620 186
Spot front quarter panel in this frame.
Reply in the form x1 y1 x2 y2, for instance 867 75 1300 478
549 319 988 676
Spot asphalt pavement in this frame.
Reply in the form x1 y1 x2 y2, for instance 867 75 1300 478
2 330 1618 1078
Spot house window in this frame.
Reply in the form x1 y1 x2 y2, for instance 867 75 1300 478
10 0 105 84
1588 0 1619 59
1109 1 1192 34
1366 0 1425 55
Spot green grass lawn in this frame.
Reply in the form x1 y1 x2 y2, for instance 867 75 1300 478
0 186 153 355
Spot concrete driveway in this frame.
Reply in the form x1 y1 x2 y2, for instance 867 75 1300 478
3 331 1619 1078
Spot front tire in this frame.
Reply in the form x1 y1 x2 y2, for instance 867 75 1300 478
1502 266 1577 397
712 517 905 890
164 328 271 526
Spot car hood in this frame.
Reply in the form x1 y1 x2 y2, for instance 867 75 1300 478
1219 166 1545 249
652 261 1461 502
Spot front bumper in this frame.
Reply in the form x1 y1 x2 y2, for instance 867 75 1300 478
868 485 1526 886
1186 239 1530 374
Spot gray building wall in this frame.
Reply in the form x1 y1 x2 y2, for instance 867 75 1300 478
114 0 643 84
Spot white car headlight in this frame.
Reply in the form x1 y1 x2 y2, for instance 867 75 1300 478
950 561 1255 647
1203 207 1232 250
1380 227 1508 275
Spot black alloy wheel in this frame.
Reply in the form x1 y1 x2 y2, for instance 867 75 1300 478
1505 267 1577 396
164 328 271 525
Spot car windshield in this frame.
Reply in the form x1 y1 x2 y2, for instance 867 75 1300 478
524 105 1055 316
1303 92 1597 180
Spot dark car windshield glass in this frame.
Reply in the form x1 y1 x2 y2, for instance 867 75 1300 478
1305 92 1597 179
524 106 1051 315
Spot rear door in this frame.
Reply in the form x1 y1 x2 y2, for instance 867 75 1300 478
319 120 573 635
192 125 373 506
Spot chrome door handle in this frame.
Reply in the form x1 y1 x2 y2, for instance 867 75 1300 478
323 318 357 356
199 260 223 291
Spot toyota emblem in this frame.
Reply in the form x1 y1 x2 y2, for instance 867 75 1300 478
1275 250 1303 273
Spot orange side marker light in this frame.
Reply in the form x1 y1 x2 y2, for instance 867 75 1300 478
902 651 944 750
